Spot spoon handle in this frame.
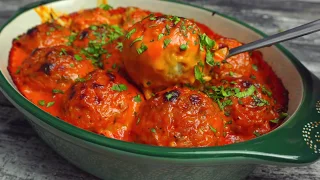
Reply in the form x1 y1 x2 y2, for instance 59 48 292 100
227 19 320 58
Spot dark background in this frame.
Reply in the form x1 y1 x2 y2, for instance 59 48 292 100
0 0 319 179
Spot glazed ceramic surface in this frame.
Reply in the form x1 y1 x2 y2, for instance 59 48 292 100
0 0 320 180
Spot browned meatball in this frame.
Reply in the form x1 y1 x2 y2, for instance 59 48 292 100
122 15 211 98
16 45 95 93
132 86 226 147
13 22 72 54
62 70 144 141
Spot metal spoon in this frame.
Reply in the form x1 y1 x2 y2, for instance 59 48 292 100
227 19 320 59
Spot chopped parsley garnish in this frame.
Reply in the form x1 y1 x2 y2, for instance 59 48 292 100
99 4 113 10
150 17 156 21
209 125 217 133
253 131 261 137
229 71 234 76
60 48 67 55
130 36 143 47
158 33 164 40
15 67 21 74
126 28 136 39
165 92 174 101
75 77 86 83
252 64 258 71
137 43 148 55
206 50 214 66
235 85 256 98
250 75 256 79
38 100 46 106
133 95 142 102
180 44 188 51
52 89 64 94
280 112 288 119
163 39 172 48
116 42 123 52
151 128 156 133
262 86 272 97
46 101 55 108
66 32 77 46
112 84 128 92
270 119 279 124
74 54 82 61
172 16 181 25
70 63 75 67
252 95 269 106
165 24 171 34
194 64 205 84
199 33 215 50
112 63 117 69
90 25 98 31
199 33 216 66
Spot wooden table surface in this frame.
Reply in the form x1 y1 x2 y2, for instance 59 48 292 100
1 0 320 179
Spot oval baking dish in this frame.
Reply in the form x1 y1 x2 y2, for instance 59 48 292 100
0 0 320 180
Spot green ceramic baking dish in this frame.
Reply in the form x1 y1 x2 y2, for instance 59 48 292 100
0 0 320 179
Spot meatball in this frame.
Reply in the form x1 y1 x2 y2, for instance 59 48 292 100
122 15 209 98
132 87 225 147
16 46 95 93
12 22 72 54
62 70 144 141
8 22 72 73
67 7 123 32
213 38 253 79
207 78 287 144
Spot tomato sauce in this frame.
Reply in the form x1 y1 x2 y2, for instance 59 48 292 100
8 5 288 147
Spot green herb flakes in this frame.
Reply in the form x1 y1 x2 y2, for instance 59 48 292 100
116 42 123 52
206 50 215 66
133 95 142 103
38 100 46 106
137 43 148 55
262 86 272 97
270 119 279 124
126 28 136 39
158 33 164 40
74 54 82 61
130 36 143 47
209 125 217 133
112 84 128 92
46 101 55 108
99 4 113 10
180 44 188 51
163 39 172 48
194 64 205 84
252 64 258 71
66 32 77 46
52 89 64 94
235 85 256 98
253 131 261 137
90 25 98 31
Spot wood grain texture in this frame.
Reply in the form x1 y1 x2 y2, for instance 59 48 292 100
0 0 319 180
